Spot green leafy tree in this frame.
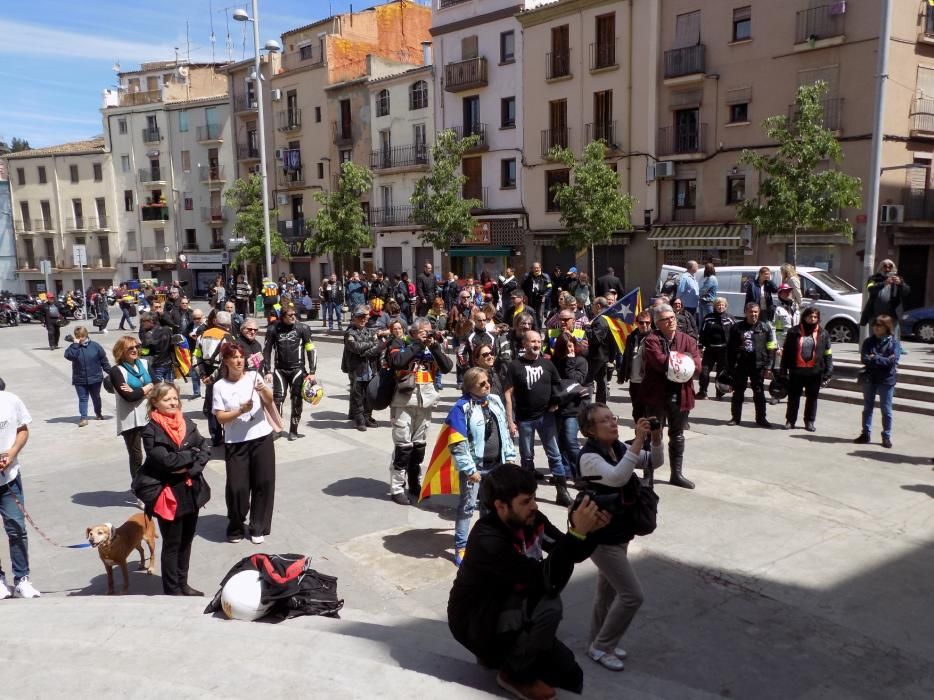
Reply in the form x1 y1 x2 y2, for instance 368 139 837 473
0 136 30 154
410 129 482 249
224 174 287 276
549 139 635 269
738 81 862 263
304 160 373 276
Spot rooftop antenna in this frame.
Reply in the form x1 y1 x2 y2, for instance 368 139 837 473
209 0 216 63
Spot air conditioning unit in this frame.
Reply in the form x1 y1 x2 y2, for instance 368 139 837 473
250 100 258 109
653 161 676 179
274 149 283 160
276 193 289 206
271 89 282 101
879 204 904 224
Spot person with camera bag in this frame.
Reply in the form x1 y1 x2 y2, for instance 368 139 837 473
447 464 609 700
578 409 662 671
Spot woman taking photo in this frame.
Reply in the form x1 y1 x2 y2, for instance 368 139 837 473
64 326 111 427
550 332 588 481
212 343 276 544
780 307 833 432
578 408 660 671
860 260 910 341
854 314 900 448
109 336 154 481
449 367 516 566
139 383 211 596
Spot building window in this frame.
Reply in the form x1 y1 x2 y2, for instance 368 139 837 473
93 163 103 182
124 190 134 212
726 174 746 204
500 31 515 63
501 158 517 189
178 111 188 132
317 162 324 179
181 150 191 172
69 165 79 183
409 80 428 110
314 106 321 122
593 13 617 69
546 169 570 211
339 149 352 163
120 155 130 172
732 6 752 42
126 230 137 251
184 228 197 249
37 166 47 184
729 102 749 124
299 44 314 60
118 118 127 134
16 168 25 186
674 178 697 211
501 96 516 128
376 89 390 117
211 228 224 248
183 192 193 210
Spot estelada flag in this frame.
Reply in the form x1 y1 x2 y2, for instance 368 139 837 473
599 287 643 354
174 335 193 379
419 405 468 502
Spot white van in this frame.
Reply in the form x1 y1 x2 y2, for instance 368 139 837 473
656 265 863 343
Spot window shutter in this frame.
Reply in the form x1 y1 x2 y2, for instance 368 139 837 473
725 86 752 105
674 10 701 48
461 35 478 60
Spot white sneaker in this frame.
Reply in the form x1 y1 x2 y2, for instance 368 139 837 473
13 576 41 599
0 578 11 599
587 645 624 671
250 535 264 545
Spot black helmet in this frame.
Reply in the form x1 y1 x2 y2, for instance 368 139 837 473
769 375 788 400
714 372 733 395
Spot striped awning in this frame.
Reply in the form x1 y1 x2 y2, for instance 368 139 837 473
532 234 631 247
648 224 746 250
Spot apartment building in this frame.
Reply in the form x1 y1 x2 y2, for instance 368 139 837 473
5 138 119 295
431 0 536 280
367 62 437 275
102 61 235 295
270 2 431 289
518 0 659 283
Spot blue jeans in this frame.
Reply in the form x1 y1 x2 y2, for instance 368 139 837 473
0 475 29 581
190 367 201 397
150 365 174 383
862 382 894 439
454 471 486 550
325 302 342 328
556 414 581 480
75 382 102 419
517 413 567 478
119 308 135 329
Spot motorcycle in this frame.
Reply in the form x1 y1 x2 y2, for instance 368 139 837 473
0 302 19 327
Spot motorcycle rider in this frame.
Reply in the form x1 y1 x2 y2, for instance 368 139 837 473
697 298 735 400
138 311 176 383
263 303 318 441
769 284 800 405
40 294 64 350
727 302 777 428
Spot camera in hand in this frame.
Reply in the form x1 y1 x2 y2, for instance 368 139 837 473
571 476 624 516
648 416 661 431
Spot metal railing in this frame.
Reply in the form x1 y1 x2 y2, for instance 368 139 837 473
910 97 934 133
789 96 844 131
277 219 308 239
278 172 306 188
93 215 109 229
903 187 934 221
277 109 302 131
233 94 258 112
36 218 53 231
586 121 617 146
464 187 489 210
541 127 570 156
196 124 223 141
201 206 228 222
438 0 469 8
142 246 173 261
119 89 161 107
141 127 162 143
141 206 170 222
199 166 226 183
370 205 416 227
66 217 87 231
237 143 260 160
13 219 31 232
664 44 705 79
672 207 696 223
333 120 353 144
444 57 488 92
139 167 165 183
657 123 708 155
370 144 429 170
451 124 487 149
589 39 617 70
546 49 571 79
795 4 845 44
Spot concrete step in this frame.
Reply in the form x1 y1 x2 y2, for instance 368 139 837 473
827 375 934 403
816 385 934 417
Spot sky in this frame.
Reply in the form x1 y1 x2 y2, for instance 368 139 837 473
0 0 358 148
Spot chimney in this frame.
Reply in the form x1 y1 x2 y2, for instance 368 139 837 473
422 41 432 66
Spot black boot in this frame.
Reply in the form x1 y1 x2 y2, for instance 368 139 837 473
407 443 426 499
554 476 573 507
668 436 695 489
391 445 413 505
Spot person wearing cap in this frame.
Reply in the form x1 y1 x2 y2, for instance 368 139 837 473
343 305 391 431
770 284 800 404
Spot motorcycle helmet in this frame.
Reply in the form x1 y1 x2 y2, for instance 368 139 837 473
769 375 789 400
301 375 325 405
370 297 384 312
715 372 734 395
666 351 696 384
220 570 272 622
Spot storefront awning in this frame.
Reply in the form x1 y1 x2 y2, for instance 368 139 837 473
648 224 746 250
447 246 513 257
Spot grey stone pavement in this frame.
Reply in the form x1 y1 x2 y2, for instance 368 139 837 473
1 315 933 699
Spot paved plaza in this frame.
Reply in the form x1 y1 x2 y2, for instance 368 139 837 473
1 318 933 699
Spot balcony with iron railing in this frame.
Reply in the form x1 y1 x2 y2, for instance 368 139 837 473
370 205 417 228
333 120 353 145
139 167 166 185
196 124 223 142
141 205 170 222
201 206 228 223
657 123 708 157
910 97 934 136
663 44 706 80
795 4 845 45
237 143 260 160
370 144 429 170
277 109 302 132
465 187 489 211
541 127 570 157
277 219 308 239
142 246 173 261
589 39 617 71
902 187 934 221
278 171 306 189
451 124 488 150
199 166 226 185
585 121 618 147
65 217 87 231
546 49 571 80
444 57 488 92
13 219 32 233
141 127 162 143
788 96 844 131
35 218 54 232
233 93 259 113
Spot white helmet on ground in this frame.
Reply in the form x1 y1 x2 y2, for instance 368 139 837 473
220 570 272 621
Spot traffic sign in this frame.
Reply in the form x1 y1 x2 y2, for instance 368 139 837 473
72 244 87 267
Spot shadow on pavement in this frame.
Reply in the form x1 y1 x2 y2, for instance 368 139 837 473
71 489 138 509
67 568 166 597
849 450 932 465
790 434 860 445
196 513 234 543
901 484 934 498
322 476 387 500
45 416 82 425
382 527 455 563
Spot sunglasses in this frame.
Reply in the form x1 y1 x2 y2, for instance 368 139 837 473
637 321 652 326
242 327 257 332
476 380 490 388
479 351 493 358
128 345 141 350
283 313 296 317
559 317 574 322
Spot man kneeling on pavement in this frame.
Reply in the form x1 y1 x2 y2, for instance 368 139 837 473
448 465 609 700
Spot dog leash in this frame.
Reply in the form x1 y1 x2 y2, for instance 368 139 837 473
6 487 90 549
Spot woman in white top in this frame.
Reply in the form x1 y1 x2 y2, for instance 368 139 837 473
577 407 663 672
212 342 276 544
108 335 154 482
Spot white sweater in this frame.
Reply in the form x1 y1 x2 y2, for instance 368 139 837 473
579 442 665 488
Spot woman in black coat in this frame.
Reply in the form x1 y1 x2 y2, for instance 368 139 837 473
551 332 589 481
779 307 833 433
138 382 211 596
860 259 910 338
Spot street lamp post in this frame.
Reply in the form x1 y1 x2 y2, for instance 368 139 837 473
233 2 280 281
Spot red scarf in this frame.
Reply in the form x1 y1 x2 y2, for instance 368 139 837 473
150 409 187 447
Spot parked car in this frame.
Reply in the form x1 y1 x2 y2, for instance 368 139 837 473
657 264 864 343
901 306 934 343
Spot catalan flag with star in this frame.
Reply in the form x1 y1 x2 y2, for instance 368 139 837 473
419 406 468 502
174 335 193 380
600 287 643 354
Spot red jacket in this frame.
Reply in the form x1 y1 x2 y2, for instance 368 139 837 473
640 330 702 411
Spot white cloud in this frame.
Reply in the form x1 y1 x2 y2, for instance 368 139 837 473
0 19 177 62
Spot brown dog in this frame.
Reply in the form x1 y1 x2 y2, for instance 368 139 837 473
86 513 157 594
